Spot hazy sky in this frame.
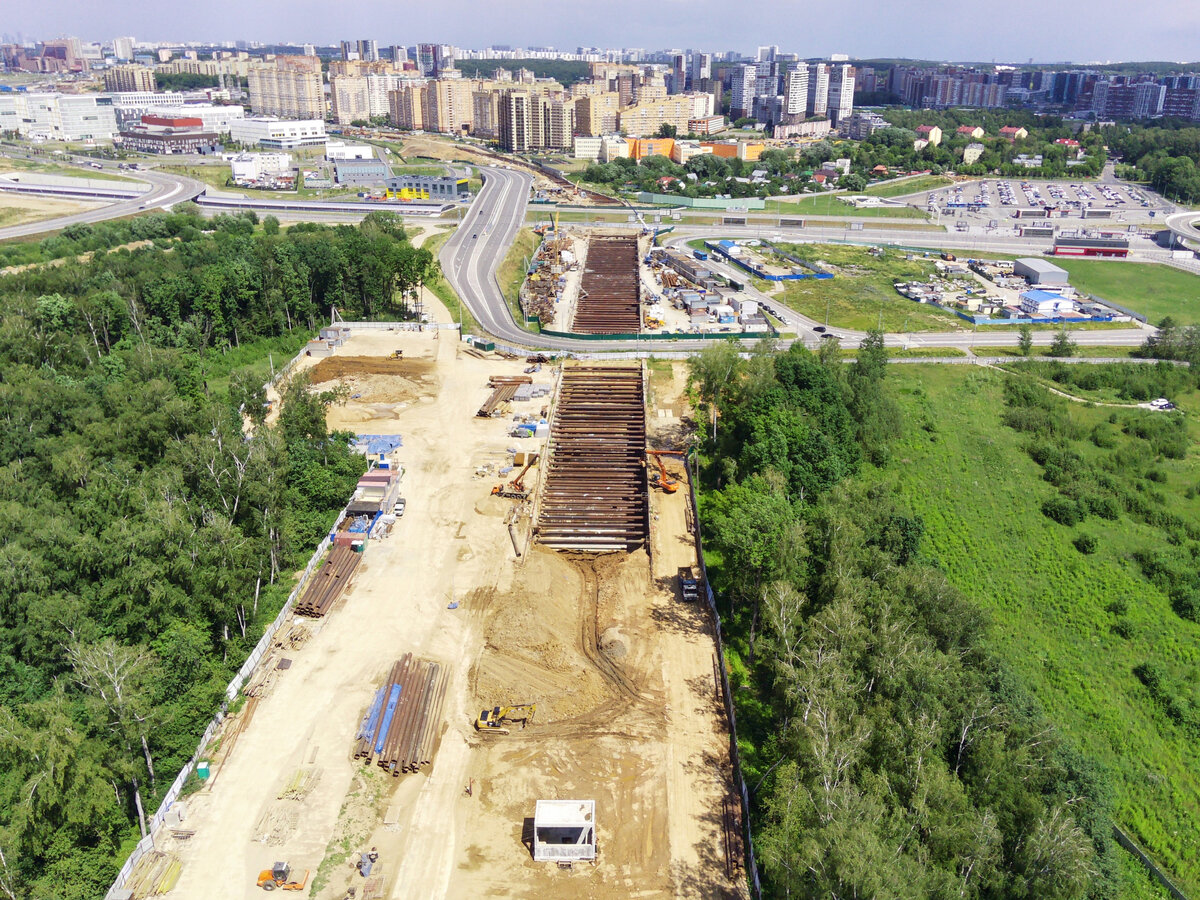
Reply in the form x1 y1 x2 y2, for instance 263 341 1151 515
6 0 1200 63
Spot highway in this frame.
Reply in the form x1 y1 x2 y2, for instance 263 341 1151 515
0 161 206 241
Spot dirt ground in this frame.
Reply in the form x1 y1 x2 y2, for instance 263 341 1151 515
158 332 746 900
0 190 101 227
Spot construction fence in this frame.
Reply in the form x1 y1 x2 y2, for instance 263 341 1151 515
686 453 763 899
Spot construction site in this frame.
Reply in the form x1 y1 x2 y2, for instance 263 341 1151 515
140 327 748 900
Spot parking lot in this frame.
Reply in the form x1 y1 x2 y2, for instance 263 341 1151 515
915 178 1169 225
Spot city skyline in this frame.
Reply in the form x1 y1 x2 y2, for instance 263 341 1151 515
5 0 1200 64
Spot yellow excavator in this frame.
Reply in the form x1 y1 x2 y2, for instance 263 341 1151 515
388 349 404 360
475 703 536 734
256 862 309 891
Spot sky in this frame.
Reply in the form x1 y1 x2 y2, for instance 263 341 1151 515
6 0 1200 64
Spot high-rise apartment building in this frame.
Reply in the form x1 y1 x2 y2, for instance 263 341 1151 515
575 91 621 135
783 64 809 116
498 90 532 151
689 53 711 89
422 78 474 133
112 36 135 61
827 64 855 125
104 64 157 93
248 55 324 119
806 63 830 117
358 40 379 63
730 64 757 119
618 95 695 136
388 82 426 130
416 44 437 77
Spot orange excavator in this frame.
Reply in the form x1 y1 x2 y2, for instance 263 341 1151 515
647 450 680 493
491 453 539 500
257 862 309 891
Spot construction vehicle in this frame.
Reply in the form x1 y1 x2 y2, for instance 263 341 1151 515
647 450 680 493
475 703 537 733
491 453 539 500
388 349 404 360
257 862 309 891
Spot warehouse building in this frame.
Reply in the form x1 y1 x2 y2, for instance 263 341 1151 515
1052 236 1130 258
1013 257 1069 286
384 174 469 200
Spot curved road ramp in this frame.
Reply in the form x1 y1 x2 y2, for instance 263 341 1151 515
534 365 649 551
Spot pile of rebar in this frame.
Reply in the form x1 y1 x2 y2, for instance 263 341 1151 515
294 545 361 617
535 365 649 551
572 237 641 334
354 654 449 775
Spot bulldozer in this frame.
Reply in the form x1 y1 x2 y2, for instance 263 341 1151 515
647 450 680 494
491 454 538 500
257 862 309 891
388 349 404 360
475 703 536 734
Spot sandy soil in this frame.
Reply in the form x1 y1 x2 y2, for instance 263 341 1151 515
0 190 101 227
157 336 746 900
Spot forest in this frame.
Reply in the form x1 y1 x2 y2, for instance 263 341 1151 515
0 211 432 898
1103 124 1200 203
690 338 1132 899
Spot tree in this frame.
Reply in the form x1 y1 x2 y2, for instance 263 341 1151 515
1018 323 1034 357
688 340 742 441
656 122 677 139
840 173 867 192
1048 329 1077 358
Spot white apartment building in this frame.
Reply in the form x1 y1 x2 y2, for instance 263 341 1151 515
229 152 293 180
230 117 326 149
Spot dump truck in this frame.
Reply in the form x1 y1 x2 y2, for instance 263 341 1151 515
475 703 537 734
678 566 700 603
257 862 309 891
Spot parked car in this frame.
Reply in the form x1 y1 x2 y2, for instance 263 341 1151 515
393 498 407 517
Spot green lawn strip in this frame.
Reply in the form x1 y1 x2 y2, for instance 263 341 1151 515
873 364 1200 895
987 345 1140 359
865 174 954 198
1048 259 1200 325
765 194 929 218
0 156 138 183
496 228 540 327
423 230 479 334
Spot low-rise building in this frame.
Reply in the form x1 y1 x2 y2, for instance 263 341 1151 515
384 174 469 200
702 140 764 161
915 124 942 145
671 140 711 165
600 134 629 162
118 115 219 154
688 115 726 135
230 117 326 149
1014 257 1068 286
839 110 887 140
962 142 985 164
229 152 293 181
956 125 984 139
1019 289 1076 317
999 125 1028 140
333 159 391 185
325 141 374 160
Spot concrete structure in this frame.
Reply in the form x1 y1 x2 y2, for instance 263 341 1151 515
962 142 985 165
229 117 326 149
385 174 469 200
532 800 596 862
1014 257 1068 286
104 64 157 92
248 56 324 120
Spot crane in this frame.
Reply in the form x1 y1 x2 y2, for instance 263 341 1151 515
647 450 681 493
491 453 539 500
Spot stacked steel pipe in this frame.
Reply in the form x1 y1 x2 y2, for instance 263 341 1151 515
572 237 641 334
295 545 362 618
354 654 449 775
535 365 649 551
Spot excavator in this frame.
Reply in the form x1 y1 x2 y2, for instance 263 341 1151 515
475 703 537 734
647 450 680 494
491 453 539 500
388 349 404 360
256 862 309 891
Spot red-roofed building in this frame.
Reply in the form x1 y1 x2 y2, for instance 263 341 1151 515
915 124 942 145
117 114 219 154
957 125 984 139
999 126 1028 140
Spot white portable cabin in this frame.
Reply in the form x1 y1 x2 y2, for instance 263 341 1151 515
533 800 596 862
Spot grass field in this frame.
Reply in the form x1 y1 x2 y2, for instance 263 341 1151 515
766 194 930 219
1048 259 1200 325
0 156 137 183
986 344 1141 359
872 364 1200 896
160 165 361 201
421 230 479 333
865 174 954 198
773 242 968 332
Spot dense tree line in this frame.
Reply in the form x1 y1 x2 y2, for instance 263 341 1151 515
0 213 431 897
691 338 1119 898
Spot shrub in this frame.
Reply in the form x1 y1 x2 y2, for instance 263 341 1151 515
1074 533 1098 554
1043 496 1082 526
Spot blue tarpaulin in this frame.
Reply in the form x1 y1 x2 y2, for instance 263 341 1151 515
355 434 403 456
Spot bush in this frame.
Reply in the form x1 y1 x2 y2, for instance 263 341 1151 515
1073 533 1098 554
1043 496 1082 526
